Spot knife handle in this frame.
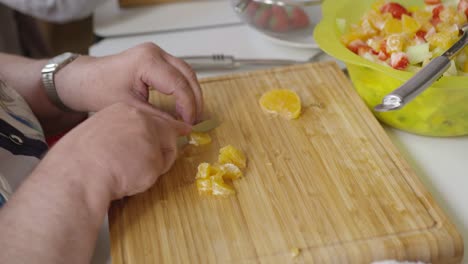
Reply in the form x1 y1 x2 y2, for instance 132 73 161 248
181 55 236 70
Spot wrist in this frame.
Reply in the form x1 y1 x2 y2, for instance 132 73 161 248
53 55 97 112
37 143 115 214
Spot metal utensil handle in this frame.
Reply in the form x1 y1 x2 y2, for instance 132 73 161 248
374 27 468 112
181 55 235 70
390 56 451 102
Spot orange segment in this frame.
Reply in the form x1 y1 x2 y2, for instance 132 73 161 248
196 178 212 195
196 162 211 179
218 145 247 169
211 174 236 197
218 163 243 180
188 132 212 146
259 89 302 119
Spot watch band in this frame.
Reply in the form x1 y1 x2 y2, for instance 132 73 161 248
41 52 80 112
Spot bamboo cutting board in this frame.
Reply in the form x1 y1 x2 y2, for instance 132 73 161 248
109 62 463 263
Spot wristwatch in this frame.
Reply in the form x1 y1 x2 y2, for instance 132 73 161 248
41 52 80 112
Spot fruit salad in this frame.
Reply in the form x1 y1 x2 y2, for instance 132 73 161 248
340 0 468 75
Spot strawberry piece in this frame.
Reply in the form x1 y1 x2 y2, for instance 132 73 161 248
246 1 260 17
378 51 389 61
380 2 411 19
269 6 289 32
432 4 444 19
424 0 441 5
288 7 310 29
254 7 272 28
347 39 368 54
390 52 409 70
416 30 427 41
458 0 468 17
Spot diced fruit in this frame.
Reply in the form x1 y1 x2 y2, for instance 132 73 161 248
196 178 212 195
424 0 441 5
426 30 459 50
218 145 247 169
415 30 427 41
386 34 407 53
196 162 214 179
259 89 302 120
218 163 243 180
390 52 410 69
402 14 421 34
383 18 403 34
458 0 468 17
406 43 432 64
347 39 368 54
188 132 212 146
196 147 247 197
211 174 236 197
380 2 411 19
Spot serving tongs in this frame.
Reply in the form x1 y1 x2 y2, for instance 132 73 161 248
374 23 468 112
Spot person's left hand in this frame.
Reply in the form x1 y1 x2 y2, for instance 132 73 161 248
55 43 203 124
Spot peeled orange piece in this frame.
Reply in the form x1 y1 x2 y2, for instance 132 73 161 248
218 145 246 169
211 174 236 197
188 132 212 146
259 89 301 119
218 163 243 180
196 178 212 195
196 162 212 179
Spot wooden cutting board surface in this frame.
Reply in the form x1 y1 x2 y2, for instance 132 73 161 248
109 62 463 263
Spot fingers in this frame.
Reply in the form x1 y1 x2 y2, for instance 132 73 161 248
129 99 192 136
160 51 203 120
139 56 198 124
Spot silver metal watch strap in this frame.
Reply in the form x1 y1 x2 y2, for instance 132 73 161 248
41 52 80 112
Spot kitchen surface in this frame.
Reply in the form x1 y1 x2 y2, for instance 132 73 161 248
91 0 468 263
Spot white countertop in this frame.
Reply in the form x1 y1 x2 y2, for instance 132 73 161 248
93 0 241 37
90 24 468 263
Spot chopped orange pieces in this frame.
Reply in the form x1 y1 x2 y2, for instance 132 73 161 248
188 132 212 146
259 89 302 120
196 178 212 195
218 145 247 169
195 145 247 197
211 174 236 197
218 163 243 180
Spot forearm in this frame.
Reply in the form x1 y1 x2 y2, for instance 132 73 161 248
0 151 113 263
0 53 87 136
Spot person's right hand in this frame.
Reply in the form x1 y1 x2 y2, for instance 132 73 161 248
42 102 191 199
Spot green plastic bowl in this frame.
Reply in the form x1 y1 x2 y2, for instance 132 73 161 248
314 0 468 137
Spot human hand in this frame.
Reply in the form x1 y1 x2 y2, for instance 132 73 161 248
55 43 203 124
45 102 190 199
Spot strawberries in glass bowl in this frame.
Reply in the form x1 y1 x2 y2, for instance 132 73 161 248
232 0 322 41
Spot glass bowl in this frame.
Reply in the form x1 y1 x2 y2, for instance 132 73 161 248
314 0 468 137
232 0 322 47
